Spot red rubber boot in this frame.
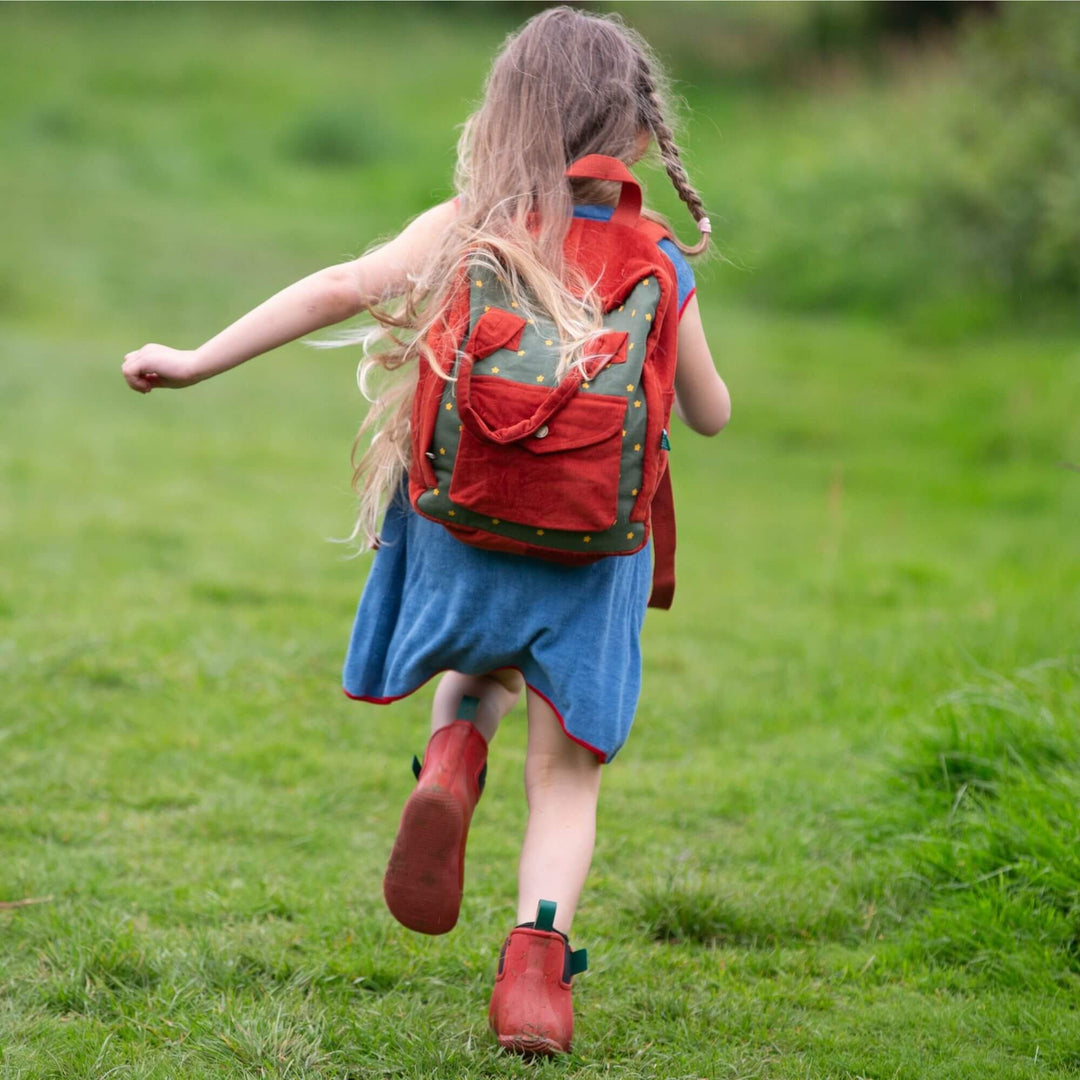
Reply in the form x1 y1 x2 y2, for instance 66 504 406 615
488 900 588 1056
383 719 488 935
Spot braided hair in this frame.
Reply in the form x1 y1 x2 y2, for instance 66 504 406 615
634 54 711 258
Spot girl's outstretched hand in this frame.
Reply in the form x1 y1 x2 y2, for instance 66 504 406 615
122 345 203 393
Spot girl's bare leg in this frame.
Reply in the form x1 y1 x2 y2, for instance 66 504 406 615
516 690 602 935
430 669 524 743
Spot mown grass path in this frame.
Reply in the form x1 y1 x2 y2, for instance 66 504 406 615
2 6 1078 1077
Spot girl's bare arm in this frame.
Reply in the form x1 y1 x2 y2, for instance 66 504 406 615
121 199 458 393
672 294 730 436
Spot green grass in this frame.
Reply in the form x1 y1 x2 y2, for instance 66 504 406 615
2 4 1080 1077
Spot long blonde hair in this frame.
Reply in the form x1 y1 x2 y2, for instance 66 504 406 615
316 5 712 548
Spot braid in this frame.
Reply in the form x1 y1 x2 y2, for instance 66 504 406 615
638 66 710 258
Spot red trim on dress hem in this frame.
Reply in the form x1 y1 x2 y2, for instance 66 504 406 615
343 686 416 705
341 667 608 763
520 681 607 763
678 286 697 320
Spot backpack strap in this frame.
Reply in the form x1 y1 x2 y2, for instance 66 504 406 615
647 464 677 610
635 217 674 247
636 216 678 608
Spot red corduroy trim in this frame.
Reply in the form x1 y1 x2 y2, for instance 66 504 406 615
678 286 697 320
341 667 608 763
343 686 418 705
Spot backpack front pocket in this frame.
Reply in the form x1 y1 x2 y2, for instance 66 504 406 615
448 377 628 532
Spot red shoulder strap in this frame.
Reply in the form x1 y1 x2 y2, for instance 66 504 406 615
633 217 677 608
635 218 674 246
647 464 676 609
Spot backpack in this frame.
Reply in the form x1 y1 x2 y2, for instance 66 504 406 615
408 154 679 609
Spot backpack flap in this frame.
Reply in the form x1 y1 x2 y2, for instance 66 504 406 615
460 305 527 362
458 375 626 455
456 356 582 445
454 305 629 452
582 330 629 377
451 374 628 532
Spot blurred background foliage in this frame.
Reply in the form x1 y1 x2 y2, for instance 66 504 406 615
623 0 1079 335
2 1 1077 348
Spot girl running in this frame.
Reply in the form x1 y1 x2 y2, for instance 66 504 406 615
122 5 730 1056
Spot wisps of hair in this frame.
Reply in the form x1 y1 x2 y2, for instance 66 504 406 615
310 6 713 549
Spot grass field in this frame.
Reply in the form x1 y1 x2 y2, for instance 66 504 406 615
2 5 1079 1077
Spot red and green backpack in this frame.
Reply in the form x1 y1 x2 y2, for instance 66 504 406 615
408 154 679 609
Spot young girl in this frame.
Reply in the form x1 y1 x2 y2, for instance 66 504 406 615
122 6 729 1056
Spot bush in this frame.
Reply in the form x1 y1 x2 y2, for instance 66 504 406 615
928 3 1080 302
711 3 1080 330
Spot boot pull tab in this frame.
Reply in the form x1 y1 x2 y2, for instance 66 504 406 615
533 900 588 981
569 948 588 976
535 899 557 932
411 755 422 781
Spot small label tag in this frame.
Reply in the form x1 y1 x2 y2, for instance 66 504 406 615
660 429 671 451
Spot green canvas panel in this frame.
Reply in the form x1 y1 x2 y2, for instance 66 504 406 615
418 259 663 555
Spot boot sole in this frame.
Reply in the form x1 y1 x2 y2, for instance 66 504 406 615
496 1033 565 1056
383 785 464 935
